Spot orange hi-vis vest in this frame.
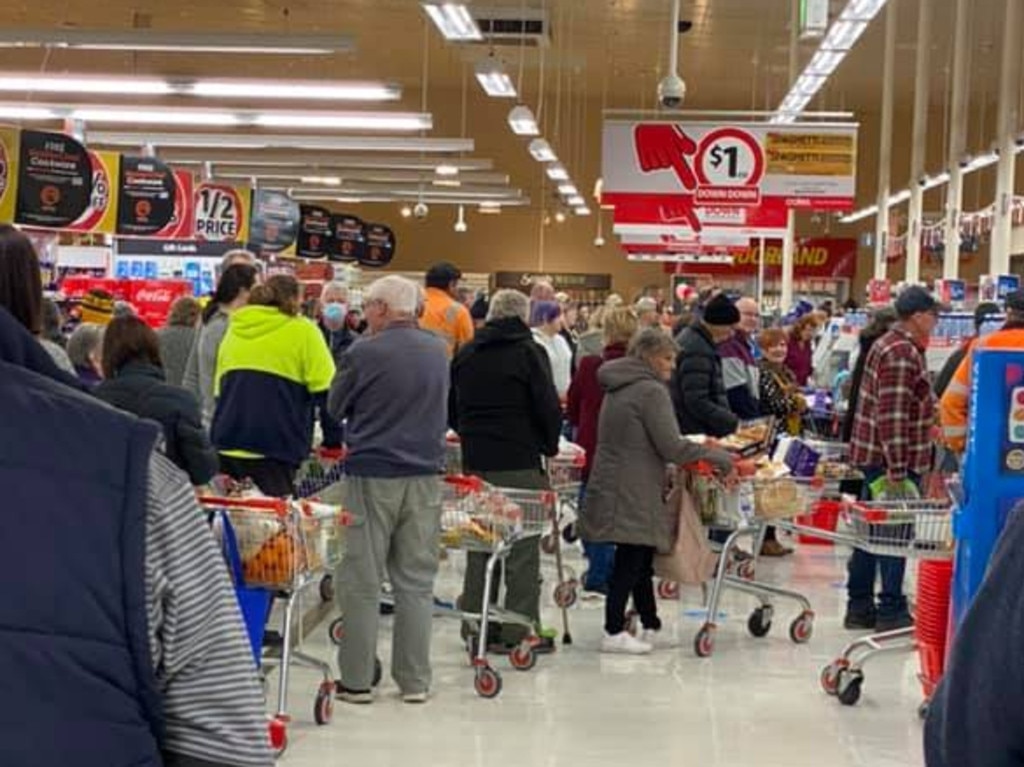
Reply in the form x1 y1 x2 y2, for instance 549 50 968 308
939 327 1024 452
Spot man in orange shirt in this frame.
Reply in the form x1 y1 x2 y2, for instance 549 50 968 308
421 262 474 359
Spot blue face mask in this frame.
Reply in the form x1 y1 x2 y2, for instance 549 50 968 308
323 302 347 323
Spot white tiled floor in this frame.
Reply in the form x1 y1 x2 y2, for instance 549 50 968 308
275 540 926 767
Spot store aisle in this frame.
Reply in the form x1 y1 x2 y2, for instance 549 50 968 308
279 544 925 767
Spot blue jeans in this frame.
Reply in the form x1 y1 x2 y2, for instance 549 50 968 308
846 467 919 620
578 483 614 591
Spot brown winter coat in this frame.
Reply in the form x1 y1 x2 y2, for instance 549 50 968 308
579 357 734 553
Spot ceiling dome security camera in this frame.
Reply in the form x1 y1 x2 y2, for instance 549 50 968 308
413 202 429 219
658 73 687 110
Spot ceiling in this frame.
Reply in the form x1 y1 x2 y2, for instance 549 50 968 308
0 0 1015 217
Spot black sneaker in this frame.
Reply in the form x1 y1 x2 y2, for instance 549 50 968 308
876 613 915 633
843 611 877 631
335 682 373 704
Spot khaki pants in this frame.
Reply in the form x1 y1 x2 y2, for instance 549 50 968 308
335 475 442 693
461 467 548 646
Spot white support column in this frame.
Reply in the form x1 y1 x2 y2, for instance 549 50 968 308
757 236 767 306
944 0 972 279
874 0 898 281
991 0 1022 276
906 0 932 285
780 0 800 312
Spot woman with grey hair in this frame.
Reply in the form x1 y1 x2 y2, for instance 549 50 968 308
66 322 105 388
450 288 563 652
580 328 736 655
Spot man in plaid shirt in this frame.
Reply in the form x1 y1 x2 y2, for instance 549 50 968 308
846 286 939 632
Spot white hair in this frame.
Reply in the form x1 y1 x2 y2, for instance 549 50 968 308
487 289 529 323
365 275 420 316
320 280 348 303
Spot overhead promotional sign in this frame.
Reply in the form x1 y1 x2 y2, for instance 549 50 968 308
360 223 396 268
15 129 93 229
66 150 120 234
297 204 332 260
115 156 176 237
249 189 300 254
0 126 19 223
152 170 195 240
654 237 858 280
328 214 366 263
194 181 250 243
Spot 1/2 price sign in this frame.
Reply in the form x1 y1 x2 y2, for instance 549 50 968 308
194 182 249 242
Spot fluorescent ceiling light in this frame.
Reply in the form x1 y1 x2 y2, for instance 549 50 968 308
546 164 569 181
422 3 483 41
795 74 826 97
839 205 879 224
806 50 845 77
5 101 430 131
567 195 586 207
822 19 868 51
475 58 517 99
529 138 557 163
435 163 460 176
300 176 342 186
0 105 61 120
0 29 352 54
0 73 401 101
479 202 503 214
507 105 540 136
158 153 493 172
558 183 579 196
87 132 473 153
254 111 430 131
574 206 592 216
841 0 888 20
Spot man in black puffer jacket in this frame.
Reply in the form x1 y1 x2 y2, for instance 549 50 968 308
672 293 741 437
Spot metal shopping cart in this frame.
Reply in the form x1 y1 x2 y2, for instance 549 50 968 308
778 494 954 709
540 451 587 644
295 446 348 500
440 475 559 698
681 474 822 658
203 495 349 757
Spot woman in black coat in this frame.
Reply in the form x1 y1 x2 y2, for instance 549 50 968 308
95 316 218 486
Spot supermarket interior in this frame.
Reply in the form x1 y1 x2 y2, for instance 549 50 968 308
3 1 1024 766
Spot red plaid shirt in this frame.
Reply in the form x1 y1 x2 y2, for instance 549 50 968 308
849 326 936 478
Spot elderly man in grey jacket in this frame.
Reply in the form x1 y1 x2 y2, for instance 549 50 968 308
327 275 449 705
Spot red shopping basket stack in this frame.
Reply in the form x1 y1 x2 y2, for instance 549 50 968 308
916 559 954 699
795 499 842 545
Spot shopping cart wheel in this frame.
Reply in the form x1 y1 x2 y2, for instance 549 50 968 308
820 660 847 696
836 669 864 706
314 681 334 725
788 611 814 644
474 665 503 699
562 522 578 544
319 574 335 603
553 582 578 609
540 533 558 556
268 717 287 758
657 579 680 600
509 643 537 672
746 606 773 638
328 616 345 646
694 625 715 658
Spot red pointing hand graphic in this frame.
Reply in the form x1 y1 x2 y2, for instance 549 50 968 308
634 124 702 232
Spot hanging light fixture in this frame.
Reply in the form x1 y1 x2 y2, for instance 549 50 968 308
529 138 557 163
507 105 539 136
546 163 569 181
454 205 468 232
475 56 517 98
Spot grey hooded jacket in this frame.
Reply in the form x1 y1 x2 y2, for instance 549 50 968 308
580 357 734 553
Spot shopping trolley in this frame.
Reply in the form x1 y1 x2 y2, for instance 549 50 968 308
540 451 587 644
203 495 349 757
778 494 954 709
672 474 822 658
295 447 348 604
440 475 559 698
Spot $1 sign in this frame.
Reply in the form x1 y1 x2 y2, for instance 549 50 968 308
695 128 764 188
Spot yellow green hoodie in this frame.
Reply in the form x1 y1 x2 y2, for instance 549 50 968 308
212 305 335 465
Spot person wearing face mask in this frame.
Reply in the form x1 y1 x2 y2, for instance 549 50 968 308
318 282 356 450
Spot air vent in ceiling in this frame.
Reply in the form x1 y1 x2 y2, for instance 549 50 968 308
471 7 551 48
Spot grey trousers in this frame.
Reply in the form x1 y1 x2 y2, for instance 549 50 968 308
336 475 442 693
461 467 548 645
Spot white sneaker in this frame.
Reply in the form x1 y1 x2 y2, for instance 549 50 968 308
601 631 653 655
640 629 662 646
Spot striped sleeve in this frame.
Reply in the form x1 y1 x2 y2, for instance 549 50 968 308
146 453 272 767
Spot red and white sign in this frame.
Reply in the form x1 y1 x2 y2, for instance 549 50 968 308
151 170 195 240
601 120 858 242
194 182 248 242
651 238 858 280
59 276 192 328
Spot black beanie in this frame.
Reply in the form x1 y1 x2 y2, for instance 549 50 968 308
703 294 740 327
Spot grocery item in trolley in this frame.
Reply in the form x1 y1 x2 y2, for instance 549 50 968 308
717 417 775 458
444 432 462 476
439 475 556 549
209 496 349 590
294 446 347 499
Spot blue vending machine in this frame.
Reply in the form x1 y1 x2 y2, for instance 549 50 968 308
952 348 1024 625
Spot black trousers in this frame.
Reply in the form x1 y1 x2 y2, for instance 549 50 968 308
220 455 297 497
605 543 661 635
